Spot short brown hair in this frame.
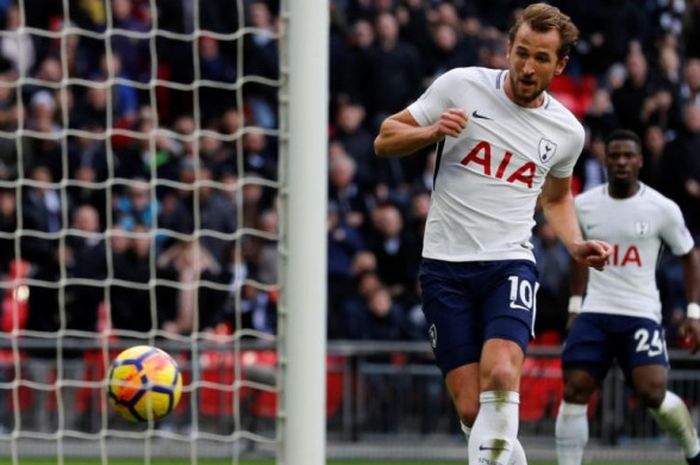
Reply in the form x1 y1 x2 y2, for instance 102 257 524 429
508 3 579 60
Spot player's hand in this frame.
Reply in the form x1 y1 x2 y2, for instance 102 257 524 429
571 239 612 271
432 108 468 139
679 318 700 354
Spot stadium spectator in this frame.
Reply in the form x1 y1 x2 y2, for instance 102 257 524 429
199 132 235 178
0 71 20 180
198 36 238 122
67 156 108 228
368 203 420 299
331 98 377 189
21 166 61 266
338 19 375 105
345 285 413 432
242 131 277 180
329 152 370 232
583 88 619 140
366 12 423 124
0 187 16 274
664 104 700 242
680 58 700 108
114 179 157 231
612 46 657 136
109 0 149 82
244 1 279 129
191 165 238 264
64 205 106 336
254 208 278 285
109 225 162 333
532 220 570 335
237 284 277 335
328 200 366 324
0 5 34 76
157 238 224 334
116 116 181 181
70 86 108 130
425 22 479 80
640 124 669 189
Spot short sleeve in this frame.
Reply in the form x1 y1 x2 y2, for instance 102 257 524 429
548 123 585 178
407 68 462 127
659 200 694 256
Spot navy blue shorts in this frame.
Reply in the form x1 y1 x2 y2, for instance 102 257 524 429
562 312 669 383
419 258 539 377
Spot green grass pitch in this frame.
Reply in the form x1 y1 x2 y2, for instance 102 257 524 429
0 460 686 465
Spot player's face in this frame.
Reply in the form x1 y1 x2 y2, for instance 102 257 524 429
506 23 568 108
605 139 643 185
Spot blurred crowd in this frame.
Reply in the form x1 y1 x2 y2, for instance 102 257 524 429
0 0 699 365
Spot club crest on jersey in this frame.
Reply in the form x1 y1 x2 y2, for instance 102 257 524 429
538 138 557 163
635 220 650 237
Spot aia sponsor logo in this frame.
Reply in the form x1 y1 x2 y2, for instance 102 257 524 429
606 244 642 267
460 141 536 188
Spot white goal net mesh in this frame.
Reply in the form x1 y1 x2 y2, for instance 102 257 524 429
0 0 282 462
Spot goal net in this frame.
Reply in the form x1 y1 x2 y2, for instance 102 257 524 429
0 0 325 462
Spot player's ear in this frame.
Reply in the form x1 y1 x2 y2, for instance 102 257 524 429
506 40 512 61
554 55 569 76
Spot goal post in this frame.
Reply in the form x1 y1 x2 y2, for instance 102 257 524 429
278 0 329 464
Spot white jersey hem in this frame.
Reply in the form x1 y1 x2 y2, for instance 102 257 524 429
422 250 535 263
581 308 662 324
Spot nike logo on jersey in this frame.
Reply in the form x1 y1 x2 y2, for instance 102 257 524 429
510 301 531 311
471 110 492 120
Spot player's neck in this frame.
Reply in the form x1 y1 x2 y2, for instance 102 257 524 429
608 181 640 199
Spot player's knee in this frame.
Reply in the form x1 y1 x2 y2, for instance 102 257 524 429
482 361 518 390
562 381 593 404
637 382 666 409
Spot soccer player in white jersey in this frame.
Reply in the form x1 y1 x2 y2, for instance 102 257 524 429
555 129 700 465
374 4 611 465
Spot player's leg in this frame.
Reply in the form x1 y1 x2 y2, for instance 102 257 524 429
556 313 614 465
620 318 700 464
468 260 539 465
555 369 598 465
447 362 480 428
467 338 525 465
450 363 528 465
418 259 487 454
631 364 700 464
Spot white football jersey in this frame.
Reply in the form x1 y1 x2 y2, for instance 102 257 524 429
408 67 585 262
576 183 694 323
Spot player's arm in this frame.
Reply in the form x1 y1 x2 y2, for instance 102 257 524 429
373 108 467 158
679 250 700 353
539 175 612 270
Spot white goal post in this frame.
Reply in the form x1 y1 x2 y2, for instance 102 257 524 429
278 1 329 465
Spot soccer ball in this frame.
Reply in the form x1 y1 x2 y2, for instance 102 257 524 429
107 345 183 422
